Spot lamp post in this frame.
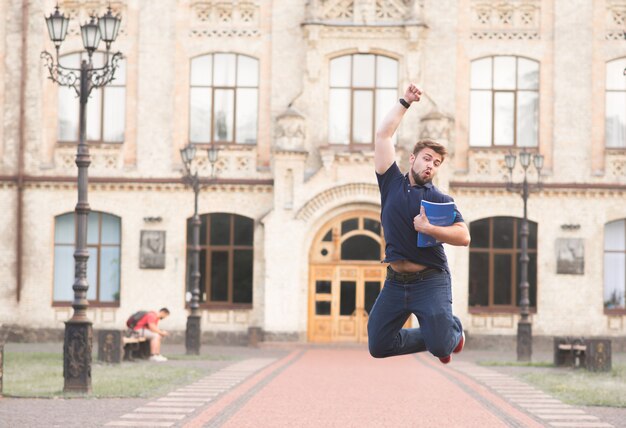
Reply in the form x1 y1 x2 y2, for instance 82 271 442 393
180 143 219 355
42 5 122 393
504 149 544 362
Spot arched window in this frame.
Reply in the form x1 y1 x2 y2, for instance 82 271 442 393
53 211 121 305
468 217 537 311
186 213 254 306
604 219 626 310
328 53 398 146
605 59 626 148
341 235 380 260
57 52 126 143
189 53 259 145
469 56 539 147
312 215 383 263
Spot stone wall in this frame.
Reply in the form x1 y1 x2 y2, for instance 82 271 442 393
1 0 626 343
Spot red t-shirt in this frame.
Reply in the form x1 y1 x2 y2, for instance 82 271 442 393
134 311 159 330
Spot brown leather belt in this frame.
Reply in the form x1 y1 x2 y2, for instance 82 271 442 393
386 265 442 283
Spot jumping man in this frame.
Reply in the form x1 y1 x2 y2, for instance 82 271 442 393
368 84 470 364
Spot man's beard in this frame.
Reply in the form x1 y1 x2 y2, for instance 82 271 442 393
411 169 431 186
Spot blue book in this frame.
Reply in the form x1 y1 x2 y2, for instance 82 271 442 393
417 200 457 247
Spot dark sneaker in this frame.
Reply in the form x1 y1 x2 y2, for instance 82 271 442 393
439 355 451 364
453 331 465 354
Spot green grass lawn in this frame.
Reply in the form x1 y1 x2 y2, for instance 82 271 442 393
2 352 225 398
519 364 626 407
479 361 626 408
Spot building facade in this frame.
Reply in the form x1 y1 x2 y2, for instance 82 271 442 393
1 0 626 347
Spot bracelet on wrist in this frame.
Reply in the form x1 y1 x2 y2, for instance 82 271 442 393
399 98 411 109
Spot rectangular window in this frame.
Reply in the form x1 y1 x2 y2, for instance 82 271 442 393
469 217 537 311
99 247 120 302
329 54 398 147
233 250 253 303
214 54 237 86
316 301 331 315
352 55 375 87
189 54 259 145
57 53 126 144
329 89 351 144
103 86 126 142
469 91 492 147
58 86 79 141
53 212 121 306
235 88 258 144
210 251 229 302
494 92 514 146
606 92 626 148
469 252 489 307
604 220 626 310
493 56 516 90
470 56 539 147
340 281 356 316
53 246 75 301
517 91 539 148
604 253 625 309
493 254 513 305
190 88 212 143
352 90 374 144
213 89 234 142
188 214 255 307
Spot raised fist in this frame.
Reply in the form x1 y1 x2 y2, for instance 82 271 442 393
404 84 422 104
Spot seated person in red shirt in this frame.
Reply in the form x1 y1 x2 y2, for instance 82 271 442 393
133 307 170 362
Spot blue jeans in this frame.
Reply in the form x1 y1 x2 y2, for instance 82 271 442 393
367 268 463 358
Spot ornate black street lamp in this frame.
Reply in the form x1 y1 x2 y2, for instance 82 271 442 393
180 143 219 355
42 4 122 394
504 149 544 362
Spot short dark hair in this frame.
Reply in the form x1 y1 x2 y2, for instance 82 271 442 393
412 139 448 161
159 307 170 315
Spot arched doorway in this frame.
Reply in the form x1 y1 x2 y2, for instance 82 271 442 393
308 211 386 343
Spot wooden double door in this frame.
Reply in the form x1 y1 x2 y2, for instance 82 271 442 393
308 265 386 343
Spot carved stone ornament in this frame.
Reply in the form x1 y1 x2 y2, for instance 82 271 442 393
470 0 540 40
60 1 126 37
606 0 626 40
305 0 423 25
55 144 123 173
139 230 166 269
190 1 260 38
419 110 454 156
275 107 306 151
606 150 626 181
555 238 584 275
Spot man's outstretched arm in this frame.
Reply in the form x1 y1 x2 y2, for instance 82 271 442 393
374 84 422 175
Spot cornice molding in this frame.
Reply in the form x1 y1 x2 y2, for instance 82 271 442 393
450 181 626 197
0 175 273 192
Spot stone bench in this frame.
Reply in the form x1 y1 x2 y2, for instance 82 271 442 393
553 337 612 372
97 330 150 363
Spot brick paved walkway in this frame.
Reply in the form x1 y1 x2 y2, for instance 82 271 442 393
97 348 615 428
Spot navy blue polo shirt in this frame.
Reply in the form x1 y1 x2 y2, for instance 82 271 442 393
376 162 464 272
